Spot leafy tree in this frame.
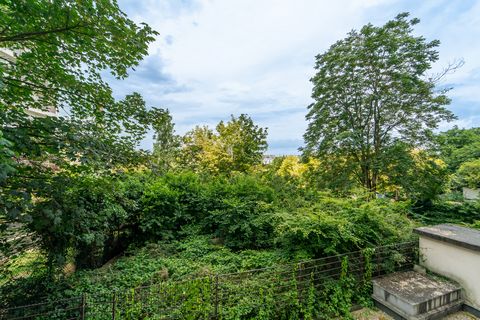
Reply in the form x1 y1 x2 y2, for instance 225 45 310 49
276 156 307 179
455 159 480 189
151 108 181 173
0 129 14 183
378 144 449 200
303 13 456 192
181 125 216 172
0 0 158 268
436 126 480 171
180 114 268 174
216 114 268 172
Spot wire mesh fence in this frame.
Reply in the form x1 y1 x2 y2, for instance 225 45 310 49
0 241 417 320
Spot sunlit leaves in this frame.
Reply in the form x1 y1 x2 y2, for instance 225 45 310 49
303 12 455 192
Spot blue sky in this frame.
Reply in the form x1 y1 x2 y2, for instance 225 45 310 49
109 0 480 154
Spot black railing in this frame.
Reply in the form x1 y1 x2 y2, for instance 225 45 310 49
0 241 417 320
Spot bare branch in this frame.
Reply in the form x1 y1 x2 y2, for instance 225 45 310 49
428 58 465 84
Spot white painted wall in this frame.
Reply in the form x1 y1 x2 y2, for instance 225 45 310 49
419 237 480 310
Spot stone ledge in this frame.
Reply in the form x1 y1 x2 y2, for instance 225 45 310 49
373 295 464 320
414 224 480 253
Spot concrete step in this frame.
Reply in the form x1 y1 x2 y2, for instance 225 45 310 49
372 271 463 320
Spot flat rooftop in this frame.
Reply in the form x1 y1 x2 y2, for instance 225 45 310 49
414 224 480 252
373 271 461 305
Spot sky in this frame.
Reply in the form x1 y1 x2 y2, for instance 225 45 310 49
109 0 480 155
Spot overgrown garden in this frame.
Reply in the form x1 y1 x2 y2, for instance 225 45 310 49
1 1 479 319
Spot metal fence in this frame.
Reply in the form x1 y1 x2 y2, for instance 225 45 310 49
0 241 417 320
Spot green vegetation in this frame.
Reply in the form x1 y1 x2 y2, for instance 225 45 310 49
303 13 458 195
0 3 479 319
455 159 480 189
180 114 268 174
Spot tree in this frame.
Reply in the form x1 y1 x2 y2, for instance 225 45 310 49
455 159 480 189
216 114 268 172
0 0 158 269
180 114 268 174
303 13 456 192
377 144 449 201
151 108 181 173
436 126 480 171
181 125 216 172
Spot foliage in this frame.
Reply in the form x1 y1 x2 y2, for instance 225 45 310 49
45 239 398 320
215 114 268 172
1 0 158 172
201 174 277 250
318 258 354 319
303 12 455 192
275 197 415 257
412 199 480 225
436 126 480 171
181 114 268 174
454 159 480 189
0 0 160 268
0 129 14 183
151 108 181 173
28 172 147 270
140 172 278 250
377 146 450 201
2 6 477 318
0 249 45 287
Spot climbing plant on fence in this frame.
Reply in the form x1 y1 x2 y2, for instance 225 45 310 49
0 241 416 320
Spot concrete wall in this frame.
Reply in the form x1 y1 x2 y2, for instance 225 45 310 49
463 187 480 200
419 237 480 310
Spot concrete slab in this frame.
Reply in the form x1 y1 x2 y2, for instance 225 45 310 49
372 271 463 319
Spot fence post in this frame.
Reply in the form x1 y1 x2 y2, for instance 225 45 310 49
112 292 116 320
80 293 86 320
214 274 219 319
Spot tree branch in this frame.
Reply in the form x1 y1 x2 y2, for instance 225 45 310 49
0 23 87 43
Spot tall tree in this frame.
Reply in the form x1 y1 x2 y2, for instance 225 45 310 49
151 108 181 173
180 114 268 174
303 13 456 192
0 0 158 267
216 114 268 172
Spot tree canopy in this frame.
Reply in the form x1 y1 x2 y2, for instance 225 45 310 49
455 159 480 189
181 114 268 174
303 13 455 192
436 126 480 171
0 0 158 263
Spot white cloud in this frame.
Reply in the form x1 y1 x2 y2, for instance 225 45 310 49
115 0 480 154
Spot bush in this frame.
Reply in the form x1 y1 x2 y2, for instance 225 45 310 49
275 197 415 258
412 199 480 225
27 172 147 271
139 173 279 250
201 174 278 250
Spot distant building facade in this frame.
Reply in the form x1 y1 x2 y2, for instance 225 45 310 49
262 154 276 165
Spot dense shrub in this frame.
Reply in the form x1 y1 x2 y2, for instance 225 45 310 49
275 197 415 258
412 199 480 225
137 173 278 249
28 172 147 270
201 174 277 249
